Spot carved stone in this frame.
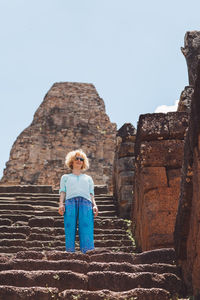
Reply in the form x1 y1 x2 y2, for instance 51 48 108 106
133 112 189 251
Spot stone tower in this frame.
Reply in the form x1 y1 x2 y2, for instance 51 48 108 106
1 82 117 189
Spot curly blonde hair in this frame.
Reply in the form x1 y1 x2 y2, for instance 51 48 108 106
65 149 89 171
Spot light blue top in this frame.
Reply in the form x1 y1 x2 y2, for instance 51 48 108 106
59 173 94 202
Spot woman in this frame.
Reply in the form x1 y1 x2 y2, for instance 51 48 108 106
58 149 98 253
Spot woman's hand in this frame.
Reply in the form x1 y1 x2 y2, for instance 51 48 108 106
58 204 65 216
59 192 66 216
93 205 98 217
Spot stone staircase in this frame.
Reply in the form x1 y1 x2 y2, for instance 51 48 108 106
0 185 187 299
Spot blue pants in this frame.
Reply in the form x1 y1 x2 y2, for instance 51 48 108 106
63 197 94 253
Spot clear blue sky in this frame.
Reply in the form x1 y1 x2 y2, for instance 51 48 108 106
0 0 199 178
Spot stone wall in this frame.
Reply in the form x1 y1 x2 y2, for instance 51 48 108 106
113 123 136 218
133 112 189 251
174 62 200 298
0 83 117 190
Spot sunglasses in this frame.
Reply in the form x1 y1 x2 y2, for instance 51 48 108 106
75 157 84 162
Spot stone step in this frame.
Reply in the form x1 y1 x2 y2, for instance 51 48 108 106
0 185 108 195
0 215 122 225
0 209 117 218
0 199 116 209
0 239 134 248
0 219 126 231
11 250 134 263
31 227 128 236
0 185 54 194
87 262 179 276
0 187 186 299
0 232 131 242
0 199 59 207
0 233 27 240
26 217 128 229
0 245 135 254
0 194 114 201
0 226 127 236
0 286 171 300
0 215 29 223
60 288 171 300
87 271 183 294
0 259 88 273
8 249 176 265
0 286 59 300
0 194 56 197
0 270 183 295
26 233 131 242
132 248 176 265
0 270 88 290
0 226 31 235
0 204 40 210
0 219 12 226
90 248 176 265
0 258 179 276
0 246 171 260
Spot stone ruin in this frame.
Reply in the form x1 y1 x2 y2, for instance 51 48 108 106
133 112 189 251
113 123 136 218
174 61 200 297
112 30 200 297
0 82 116 190
0 30 200 298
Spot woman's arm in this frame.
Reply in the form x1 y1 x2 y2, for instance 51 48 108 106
58 192 66 216
90 194 98 217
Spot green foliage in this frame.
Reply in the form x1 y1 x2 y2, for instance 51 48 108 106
53 274 60 280
124 219 136 249
72 295 81 300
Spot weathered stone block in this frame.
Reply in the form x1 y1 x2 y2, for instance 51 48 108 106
136 186 180 251
167 113 189 139
118 185 134 218
118 171 134 187
113 123 136 218
118 157 135 173
144 187 180 212
138 140 185 168
177 86 194 113
118 142 135 158
135 112 189 144
119 185 133 203
134 109 188 252
139 167 168 193
174 59 200 298
117 123 136 142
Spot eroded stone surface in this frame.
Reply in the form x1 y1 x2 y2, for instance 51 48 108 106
181 31 200 86
0 83 116 190
113 123 136 218
174 62 200 298
133 112 189 251
0 185 187 298
177 86 194 113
